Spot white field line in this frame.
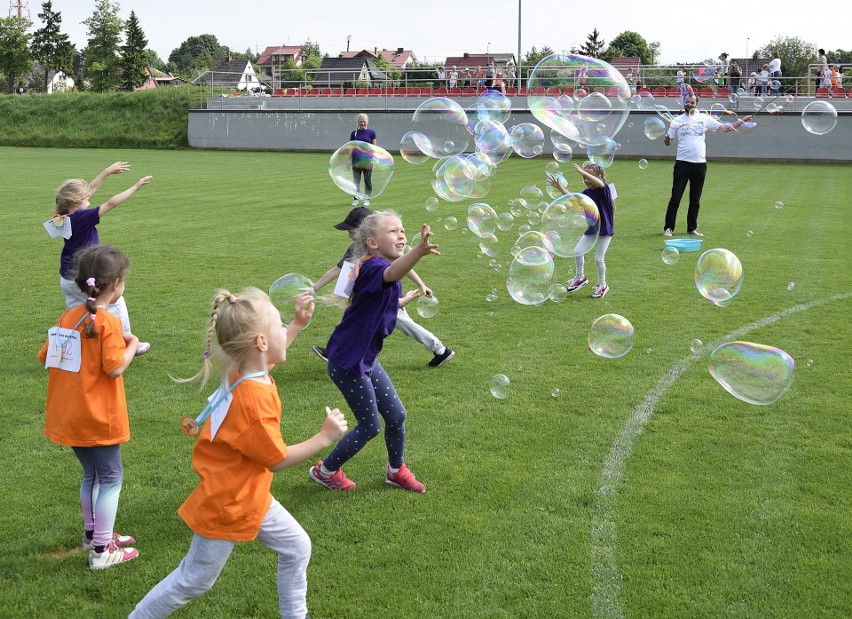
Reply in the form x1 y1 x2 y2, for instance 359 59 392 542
590 292 852 619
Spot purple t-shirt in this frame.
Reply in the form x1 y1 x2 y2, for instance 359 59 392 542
583 184 615 237
350 128 377 144
325 256 401 375
60 208 101 278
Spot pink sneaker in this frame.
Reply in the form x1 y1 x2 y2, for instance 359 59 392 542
88 541 139 570
566 276 588 292
309 460 356 491
82 531 136 551
385 464 426 493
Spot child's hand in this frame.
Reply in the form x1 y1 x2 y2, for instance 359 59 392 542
572 163 584 174
545 173 560 188
136 176 153 188
121 332 139 346
415 224 440 257
400 289 420 307
109 161 131 175
322 407 348 442
420 285 433 297
292 290 315 326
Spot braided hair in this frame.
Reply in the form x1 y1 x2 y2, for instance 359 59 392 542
71 244 130 338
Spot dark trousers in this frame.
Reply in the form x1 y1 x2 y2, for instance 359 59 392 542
353 167 372 196
665 160 707 233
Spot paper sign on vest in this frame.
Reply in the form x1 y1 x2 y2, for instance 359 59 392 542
44 327 82 372
208 388 233 440
43 217 72 239
333 261 357 298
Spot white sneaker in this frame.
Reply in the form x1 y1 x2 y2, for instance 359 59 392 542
135 342 151 356
363 199 370 206
663 228 673 237
688 230 704 237
351 199 359 206
88 542 139 570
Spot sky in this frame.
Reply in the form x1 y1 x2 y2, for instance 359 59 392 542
40 0 847 67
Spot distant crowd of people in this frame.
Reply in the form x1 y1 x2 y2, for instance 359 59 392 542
435 63 515 94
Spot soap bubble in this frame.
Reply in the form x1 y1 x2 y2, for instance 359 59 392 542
490 374 511 399
774 201 784 209
520 185 544 203
411 97 470 158
269 273 314 327
746 230 753 237
588 314 635 359
710 342 795 405
474 119 512 161
479 233 499 257
510 122 545 158
689 338 703 354
399 131 430 165
328 141 394 200
553 147 574 163
728 92 739 106
643 117 667 140
527 53 631 147
545 161 560 174
444 216 458 231
476 90 512 124
786 281 795 292
551 388 561 398
548 283 568 303
507 245 555 306
635 90 654 109
638 158 648 170
586 138 617 168
545 173 568 199
675 83 694 105
539 193 600 258
801 101 838 135
550 129 574 151
432 155 476 202
425 196 440 212
806 359 814 367
496 212 515 231
695 249 743 305
662 247 680 265
513 230 556 256
416 294 439 318
467 203 499 237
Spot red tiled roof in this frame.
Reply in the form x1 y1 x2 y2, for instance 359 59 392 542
257 45 303 66
337 49 414 68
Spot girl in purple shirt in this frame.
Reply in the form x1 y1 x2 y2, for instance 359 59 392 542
310 211 439 493
53 162 153 353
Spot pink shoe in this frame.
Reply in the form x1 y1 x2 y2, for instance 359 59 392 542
88 541 139 570
82 531 136 551
385 464 426 493
309 460 356 491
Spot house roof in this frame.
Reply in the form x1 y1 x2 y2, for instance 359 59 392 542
316 57 389 83
337 48 415 68
197 59 264 87
443 53 516 69
609 56 640 71
257 45 303 66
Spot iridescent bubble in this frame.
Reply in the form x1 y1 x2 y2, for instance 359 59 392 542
507 245 554 306
545 173 568 199
548 283 568 303
662 247 680 265
526 211 541 225
432 155 476 202
476 90 512 124
520 185 544 203
550 129 575 151
467 203 499 237
728 92 739 106
586 138 617 168
485 292 498 302
553 147 574 163
692 61 718 83
774 201 784 209
786 281 795 292
479 233 499 257
399 131 430 165
674 83 693 105
416 294 439 318
425 196 439 212
513 230 555 255
695 249 744 305
643 117 666 140
510 123 545 158
496 212 514 231
689 338 703 354
509 198 527 217
545 161 560 174
444 216 458 231
638 158 648 170
527 53 631 147
328 141 395 200
539 193 600 258
710 341 795 405
588 314 635 359
752 96 764 111
490 374 511 399
269 273 314 327
474 119 512 161
806 359 814 367
736 120 758 135
636 90 655 109
551 388 561 398
746 230 754 237
411 97 470 158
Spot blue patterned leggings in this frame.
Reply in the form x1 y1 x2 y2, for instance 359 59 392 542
72 445 123 547
323 360 407 470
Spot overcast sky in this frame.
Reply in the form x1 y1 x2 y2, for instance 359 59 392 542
43 0 846 66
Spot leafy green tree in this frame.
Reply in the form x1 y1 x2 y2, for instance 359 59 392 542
143 49 165 71
522 45 555 79
576 28 605 58
0 16 33 94
755 36 816 88
30 1 74 92
605 31 653 65
83 0 125 92
120 10 147 89
373 54 401 84
168 34 223 74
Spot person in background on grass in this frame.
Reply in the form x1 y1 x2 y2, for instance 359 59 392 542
547 163 615 299
129 288 347 619
309 211 439 493
37 245 141 570
310 206 455 368
51 161 153 355
349 114 377 207
662 93 751 237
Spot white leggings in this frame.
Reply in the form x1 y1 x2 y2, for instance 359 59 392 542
573 235 612 286
395 307 444 354
60 276 131 333
129 498 311 619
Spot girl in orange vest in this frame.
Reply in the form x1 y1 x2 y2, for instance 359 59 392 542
37 244 141 569
130 288 347 619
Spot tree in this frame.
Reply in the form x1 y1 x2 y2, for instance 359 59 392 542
755 36 816 87
83 0 124 91
576 28 605 58
522 45 555 79
168 34 223 75
120 10 147 89
0 17 33 94
30 1 74 92
604 31 653 65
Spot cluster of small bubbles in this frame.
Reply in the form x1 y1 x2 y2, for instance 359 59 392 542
786 281 796 292
548 283 568 303
662 246 680 265
328 141 395 200
425 196 439 212
416 295 439 318
269 273 315 327
638 159 648 170
488 258 501 271
689 339 703 354
774 201 784 209
551 388 561 398
643 117 666 140
695 248 743 305
485 292 498 302
710 342 795 405
444 216 458 231
490 374 511 399
588 314 635 359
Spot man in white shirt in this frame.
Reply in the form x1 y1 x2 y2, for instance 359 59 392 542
768 51 782 94
662 93 750 236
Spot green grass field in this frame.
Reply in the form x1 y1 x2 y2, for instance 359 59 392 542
0 147 849 618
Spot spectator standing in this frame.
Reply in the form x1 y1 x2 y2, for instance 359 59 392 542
768 51 782 94
448 66 458 89
728 60 742 94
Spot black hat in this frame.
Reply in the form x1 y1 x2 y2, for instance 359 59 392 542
334 206 373 230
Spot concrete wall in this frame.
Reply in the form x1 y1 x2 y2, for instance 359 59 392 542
188 105 851 162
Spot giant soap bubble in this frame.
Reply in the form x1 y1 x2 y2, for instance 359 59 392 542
695 248 743 305
538 192 600 258
801 100 837 135
710 342 795 405
269 273 314 327
527 53 631 147
328 141 394 200
507 245 554 306
411 97 470 158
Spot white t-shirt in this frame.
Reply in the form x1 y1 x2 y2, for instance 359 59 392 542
667 112 722 163
768 58 781 73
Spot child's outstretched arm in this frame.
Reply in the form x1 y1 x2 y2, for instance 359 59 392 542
98 176 153 217
284 290 314 349
546 173 569 196
384 224 439 283
268 408 348 472
405 269 432 296
89 161 131 194
311 265 342 293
